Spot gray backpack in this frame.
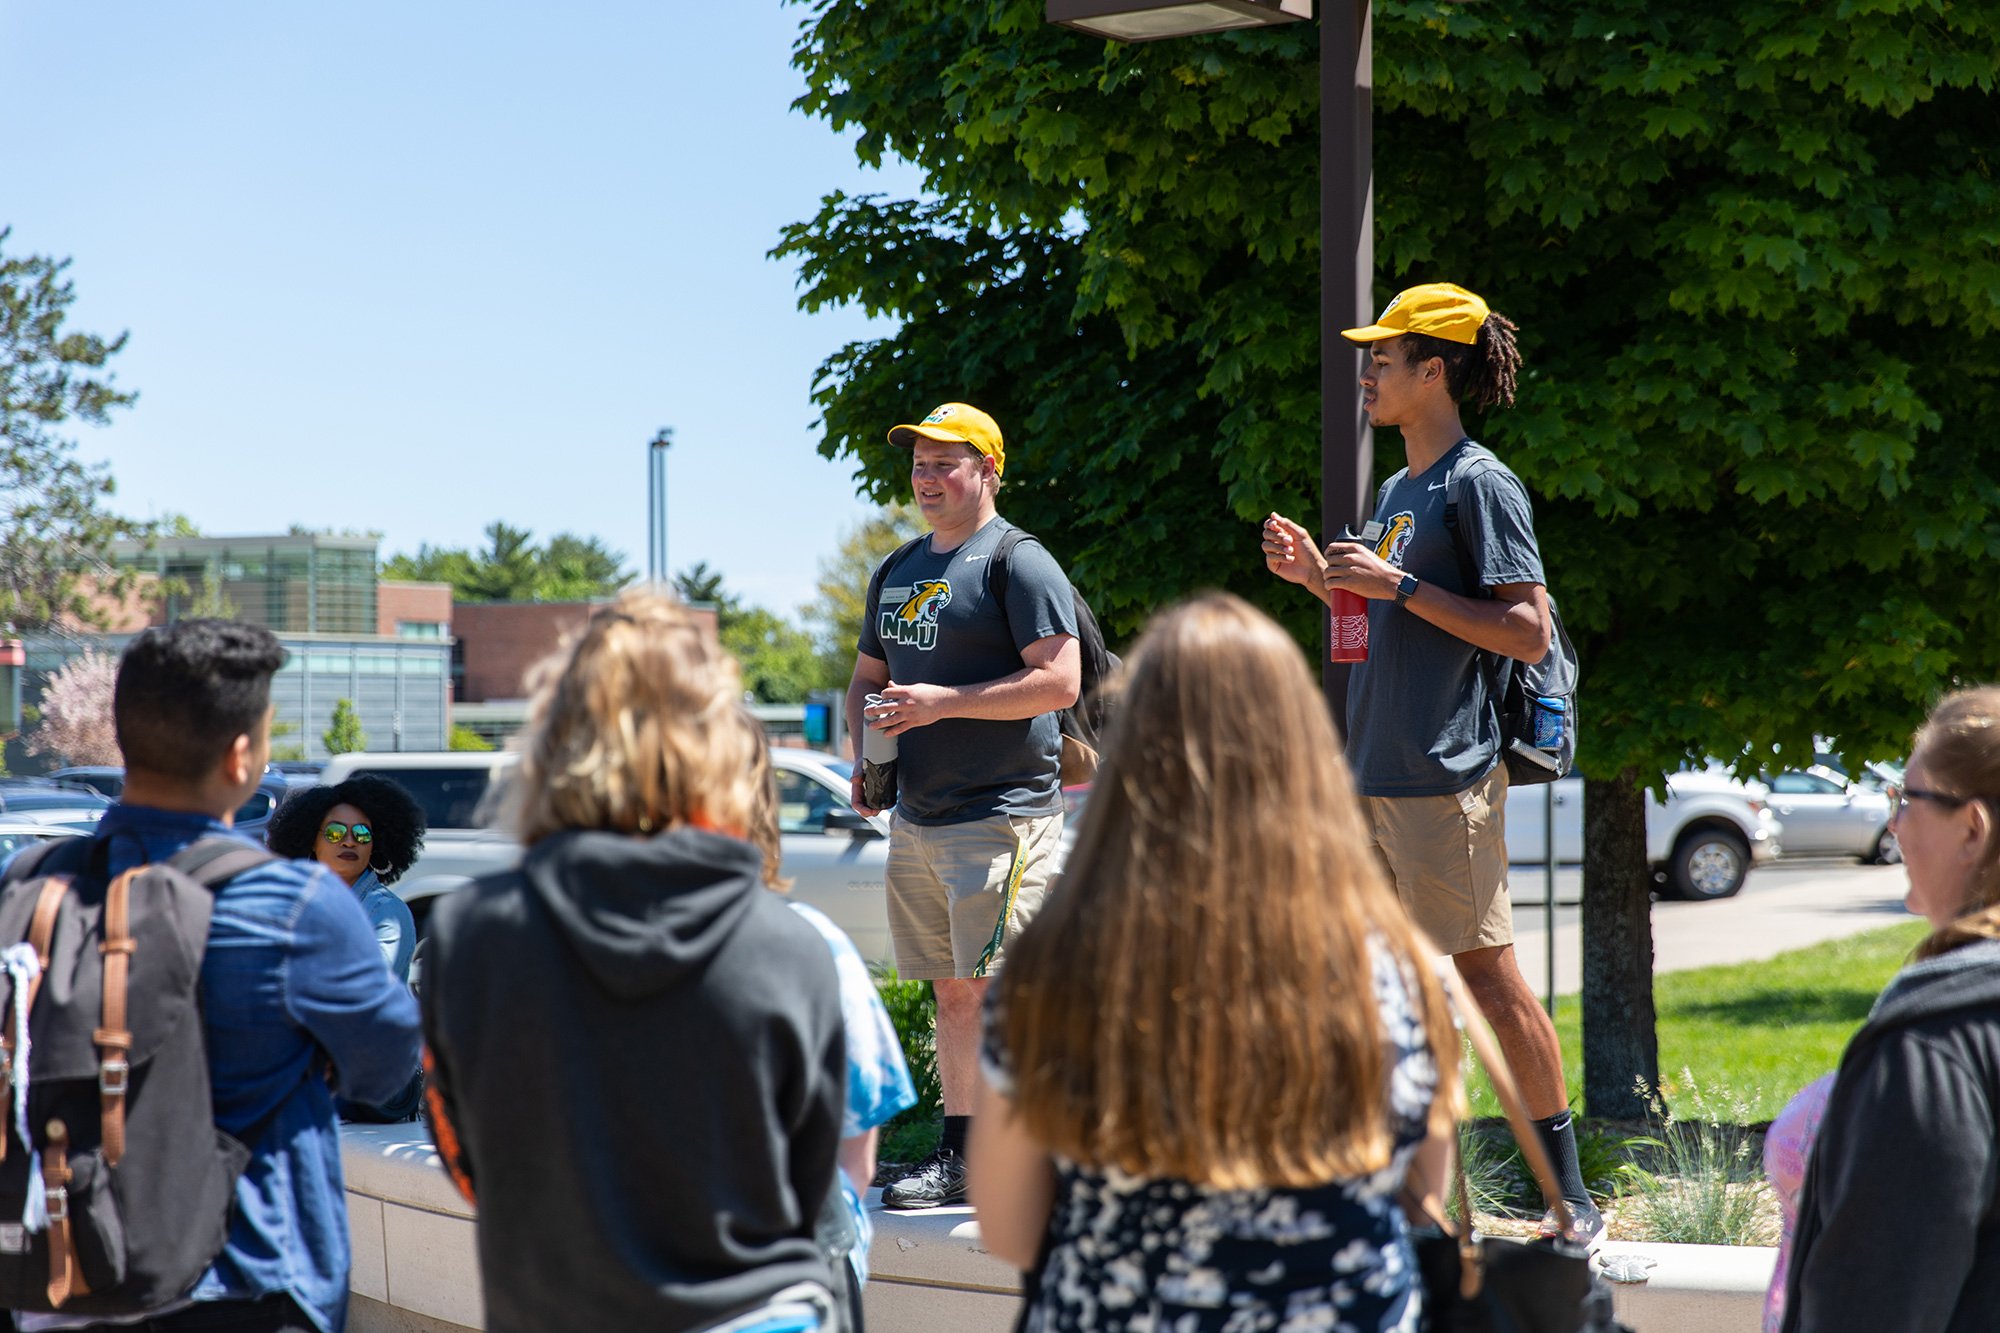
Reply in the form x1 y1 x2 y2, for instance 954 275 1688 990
1440 443 1581 787
0 836 276 1314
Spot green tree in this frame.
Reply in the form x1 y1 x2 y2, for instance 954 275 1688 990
269 718 305 763
0 230 143 629
384 522 633 603
780 1 2000 1117
672 564 833 704
448 724 495 752
802 503 925 680
323 698 367 755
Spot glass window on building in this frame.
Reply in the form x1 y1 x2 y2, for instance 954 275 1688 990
396 621 446 640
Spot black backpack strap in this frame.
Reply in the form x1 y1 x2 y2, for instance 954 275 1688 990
986 525 1033 609
1439 442 1504 599
166 837 279 889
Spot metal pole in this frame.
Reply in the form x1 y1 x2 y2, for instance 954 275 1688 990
649 428 673 586
1321 1 1374 741
1544 782 1558 1016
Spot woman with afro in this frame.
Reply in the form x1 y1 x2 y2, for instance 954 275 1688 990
267 774 427 987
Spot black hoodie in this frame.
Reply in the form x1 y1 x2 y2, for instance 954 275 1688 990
1782 937 2000 1333
423 826 846 1333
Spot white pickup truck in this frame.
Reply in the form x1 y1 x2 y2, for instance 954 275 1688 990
1502 768 1783 900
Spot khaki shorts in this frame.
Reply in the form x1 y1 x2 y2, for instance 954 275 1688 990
886 811 1062 981
1364 764 1513 955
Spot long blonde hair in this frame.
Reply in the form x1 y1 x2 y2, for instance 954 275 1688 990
1909 686 2000 961
502 589 759 846
998 593 1461 1189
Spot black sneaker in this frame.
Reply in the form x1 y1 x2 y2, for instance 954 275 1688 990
1539 1199 1605 1247
881 1149 969 1209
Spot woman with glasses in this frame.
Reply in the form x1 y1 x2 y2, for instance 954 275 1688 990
969 594 1462 1332
1780 687 2000 1333
267 774 426 984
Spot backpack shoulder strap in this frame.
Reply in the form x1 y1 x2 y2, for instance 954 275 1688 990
1440 442 1507 597
986 525 1034 610
166 837 280 889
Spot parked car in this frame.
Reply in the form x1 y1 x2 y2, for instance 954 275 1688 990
47 767 126 800
45 768 285 839
1762 766 1898 864
0 822 86 862
318 748 898 966
232 774 294 841
0 784 111 823
1503 768 1783 900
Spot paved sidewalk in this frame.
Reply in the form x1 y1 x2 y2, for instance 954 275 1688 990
1505 860 1910 997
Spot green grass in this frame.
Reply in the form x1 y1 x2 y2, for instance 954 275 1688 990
1468 921 1928 1122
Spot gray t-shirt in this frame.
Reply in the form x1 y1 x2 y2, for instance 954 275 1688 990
857 517 1079 825
1346 440 1546 798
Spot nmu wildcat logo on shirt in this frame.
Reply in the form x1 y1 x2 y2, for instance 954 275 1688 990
879 580 952 650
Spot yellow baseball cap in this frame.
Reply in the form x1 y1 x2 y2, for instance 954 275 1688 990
886 402 1006 477
1341 282 1490 346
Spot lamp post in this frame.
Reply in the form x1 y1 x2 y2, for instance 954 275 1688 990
1044 0 1374 737
647 427 674 585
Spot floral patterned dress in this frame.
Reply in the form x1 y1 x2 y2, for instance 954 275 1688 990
982 948 1441 1333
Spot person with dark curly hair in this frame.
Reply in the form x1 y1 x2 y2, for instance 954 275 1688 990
266 775 426 986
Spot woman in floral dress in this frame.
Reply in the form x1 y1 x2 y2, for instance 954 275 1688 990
969 593 1462 1333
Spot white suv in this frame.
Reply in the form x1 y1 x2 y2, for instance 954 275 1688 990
1503 768 1783 900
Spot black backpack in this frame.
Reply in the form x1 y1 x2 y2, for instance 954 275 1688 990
0 835 277 1314
1439 444 1580 787
866 524 1120 784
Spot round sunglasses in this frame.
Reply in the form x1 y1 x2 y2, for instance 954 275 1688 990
320 821 374 846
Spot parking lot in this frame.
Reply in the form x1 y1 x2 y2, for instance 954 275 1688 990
1506 858 1911 998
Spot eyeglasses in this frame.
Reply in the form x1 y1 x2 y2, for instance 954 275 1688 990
1889 785 1967 816
320 821 374 845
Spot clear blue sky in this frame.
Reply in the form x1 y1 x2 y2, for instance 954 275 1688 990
4 1 922 615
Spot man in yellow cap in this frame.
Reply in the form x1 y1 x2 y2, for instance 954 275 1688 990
847 401 1081 1209
1260 284 1600 1243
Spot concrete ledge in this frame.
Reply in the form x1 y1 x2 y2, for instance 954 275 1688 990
342 1124 483 1333
864 1202 1780 1333
338 1126 1777 1333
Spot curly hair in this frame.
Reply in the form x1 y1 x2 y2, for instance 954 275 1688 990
265 775 428 885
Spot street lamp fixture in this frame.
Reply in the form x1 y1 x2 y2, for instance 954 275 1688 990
1046 0 1310 42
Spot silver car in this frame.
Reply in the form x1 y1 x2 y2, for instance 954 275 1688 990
1765 765 1899 864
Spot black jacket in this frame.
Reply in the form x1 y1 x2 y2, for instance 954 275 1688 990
1783 937 2000 1333
422 827 846 1333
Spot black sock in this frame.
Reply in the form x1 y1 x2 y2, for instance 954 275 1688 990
1532 1112 1592 1208
940 1115 971 1159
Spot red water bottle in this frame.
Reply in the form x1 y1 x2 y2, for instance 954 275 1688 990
1329 588 1369 663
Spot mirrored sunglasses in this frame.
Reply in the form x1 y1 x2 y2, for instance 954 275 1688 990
320 821 374 845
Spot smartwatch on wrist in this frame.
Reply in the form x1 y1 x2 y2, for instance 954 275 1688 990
1395 572 1420 607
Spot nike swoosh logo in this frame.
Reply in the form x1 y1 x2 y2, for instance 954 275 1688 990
963 554 987 563
1427 481 1447 492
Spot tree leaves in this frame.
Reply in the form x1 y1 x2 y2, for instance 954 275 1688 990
0 230 141 632
781 0 2000 779
382 522 633 604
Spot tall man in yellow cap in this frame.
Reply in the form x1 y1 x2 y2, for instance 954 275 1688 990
847 401 1080 1209
1261 283 1601 1242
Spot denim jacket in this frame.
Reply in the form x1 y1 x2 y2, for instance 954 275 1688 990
26 804 423 1332
350 868 416 985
